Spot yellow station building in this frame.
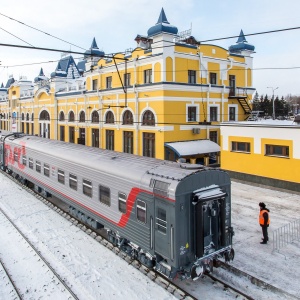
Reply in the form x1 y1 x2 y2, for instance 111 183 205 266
220 119 300 191
0 8 255 164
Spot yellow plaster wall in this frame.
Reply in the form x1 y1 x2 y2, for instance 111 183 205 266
166 57 173 82
199 45 228 60
154 62 161 82
221 135 300 183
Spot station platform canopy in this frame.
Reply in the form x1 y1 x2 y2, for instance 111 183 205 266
165 139 220 157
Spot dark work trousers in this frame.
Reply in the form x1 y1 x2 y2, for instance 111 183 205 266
261 226 269 242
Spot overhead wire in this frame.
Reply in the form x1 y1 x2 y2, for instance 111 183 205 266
0 12 86 50
0 26 34 47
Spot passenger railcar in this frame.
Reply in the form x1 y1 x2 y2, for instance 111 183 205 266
0 133 234 280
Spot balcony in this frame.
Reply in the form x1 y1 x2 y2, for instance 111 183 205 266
228 87 251 115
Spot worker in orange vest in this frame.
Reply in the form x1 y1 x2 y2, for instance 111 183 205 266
259 202 270 244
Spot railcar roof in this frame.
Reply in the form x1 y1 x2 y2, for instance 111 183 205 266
11 135 204 182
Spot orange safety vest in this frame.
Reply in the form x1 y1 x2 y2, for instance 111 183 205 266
259 209 270 226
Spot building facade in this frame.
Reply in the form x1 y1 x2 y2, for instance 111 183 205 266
0 8 255 163
220 120 300 191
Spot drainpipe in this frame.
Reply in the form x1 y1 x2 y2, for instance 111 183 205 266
134 58 139 155
222 58 233 122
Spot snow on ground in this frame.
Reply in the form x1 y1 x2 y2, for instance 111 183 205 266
0 174 175 300
0 173 300 299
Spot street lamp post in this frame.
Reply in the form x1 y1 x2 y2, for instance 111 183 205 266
267 87 279 120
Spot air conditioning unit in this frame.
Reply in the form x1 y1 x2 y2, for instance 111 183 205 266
192 128 200 134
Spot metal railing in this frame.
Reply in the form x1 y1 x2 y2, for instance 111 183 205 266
273 219 300 252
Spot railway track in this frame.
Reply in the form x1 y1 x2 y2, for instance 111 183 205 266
0 205 80 300
0 258 22 300
1 169 292 300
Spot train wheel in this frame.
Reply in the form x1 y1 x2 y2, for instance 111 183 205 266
191 265 203 281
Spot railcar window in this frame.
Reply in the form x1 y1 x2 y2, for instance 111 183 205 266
137 200 146 223
22 155 27 166
44 163 50 177
118 192 127 213
14 150 18 162
29 158 33 169
69 173 77 190
156 208 167 234
83 179 92 198
36 161 41 173
58 169 65 184
99 185 111 206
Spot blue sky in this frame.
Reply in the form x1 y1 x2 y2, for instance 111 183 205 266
1 0 300 97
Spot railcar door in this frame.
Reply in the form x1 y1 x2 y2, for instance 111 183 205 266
154 199 171 259
193 187 227 258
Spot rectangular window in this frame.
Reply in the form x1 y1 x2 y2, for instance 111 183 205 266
124 73 131 87
156 207 167 234
265 145 289 157
188 70 196 84
229 107 236 121
209 131 218 144
188 106 197 121
36 161 41 173
58 169 65 184
123 131 133 154
232 141 250 153
118 192 127 213
83 179 92 198
143 132 155 158
210 72 217 85
99 185 111 206
210 107 218 122
106 76 112 89
22 155 27 166
144 69 152 84
29 158 33 169
229 75 236 96
137 200 146 223
44 163 50 177
106 130 115 150
69 173 77 190
92 79 98 90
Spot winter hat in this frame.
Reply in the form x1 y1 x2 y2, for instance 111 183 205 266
259 202 266 208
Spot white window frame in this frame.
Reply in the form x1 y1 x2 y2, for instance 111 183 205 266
186 104 199 122
228 104 238 121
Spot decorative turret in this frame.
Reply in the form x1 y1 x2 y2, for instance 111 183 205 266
146 8 178 55
147 8 178 37
84 37 104 59
0 82 7 94
34 68 48 83
84 38 104 71
229 30 255 56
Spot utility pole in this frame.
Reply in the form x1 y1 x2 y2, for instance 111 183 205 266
267 87 279 120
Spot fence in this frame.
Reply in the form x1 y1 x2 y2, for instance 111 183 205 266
273 219 300 252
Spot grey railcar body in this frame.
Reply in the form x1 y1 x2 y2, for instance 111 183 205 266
1 133 234 279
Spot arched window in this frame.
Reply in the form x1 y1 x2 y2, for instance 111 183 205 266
69 111 75 122
123 110 133 125
142 110 155 126
59 111 65 121
40 110 50 121
105 111 114 124
21 113 25 121
26 113 30 121
91 111 99 123
31 113 34 121
79 111 85 122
